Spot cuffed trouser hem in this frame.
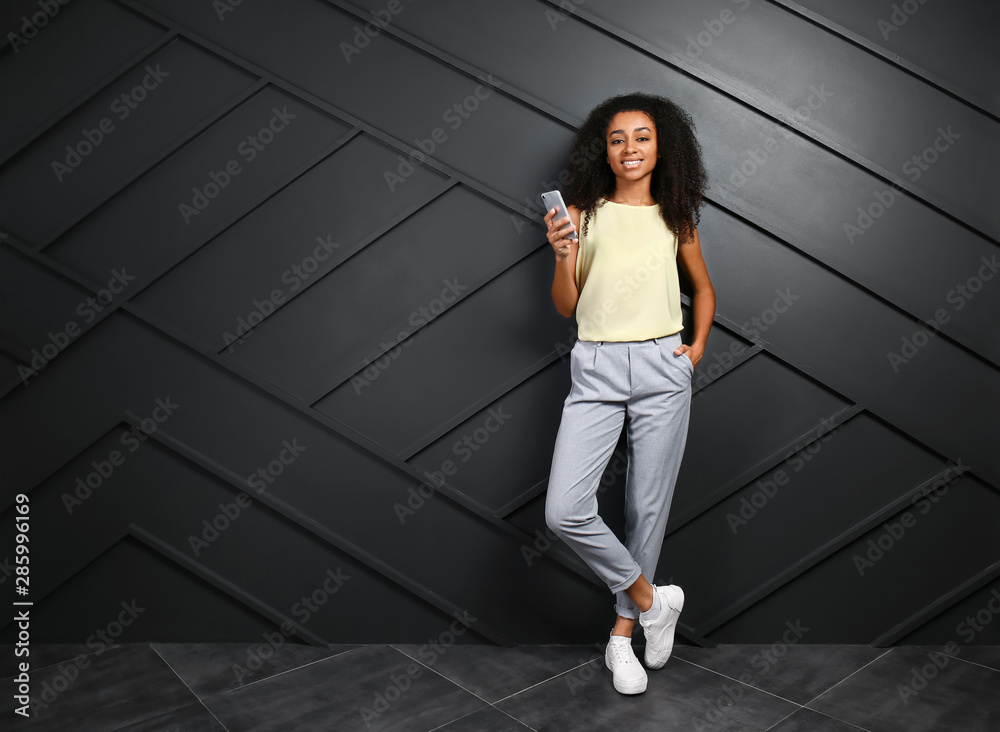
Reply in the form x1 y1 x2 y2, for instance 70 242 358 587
614 602 641 620
608 563 644 597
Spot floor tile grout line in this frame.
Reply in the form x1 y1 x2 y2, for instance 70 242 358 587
813 708 874 732
762 707 872 732
942 655 1000 674
672 649 883 732
390 643 591 730
800 647 896 710
671 655 807 708
387 644 544 732
486 707 539 732
917 645 1000 675
149 643 233 732
761 708 801 732
206 644 367 696
387 644 498 709
423 707 481 732
423 703 538 732
386 643 535 732
423 707 485 732
490 654 604 705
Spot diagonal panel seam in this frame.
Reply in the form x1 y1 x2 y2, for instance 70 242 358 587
0 27 177 169
665 404 863 537
769 0 1000 122
694 460 976 636
127 523 329 646
31 44 269 251
871 558 1000 647
116 405 517 647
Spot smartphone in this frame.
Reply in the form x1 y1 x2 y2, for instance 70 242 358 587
540 190 578 240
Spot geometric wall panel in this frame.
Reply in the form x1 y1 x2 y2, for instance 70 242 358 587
668 351 853 525
314 245 571 457
228 184 541 403
0 0 166 162
0 37 258 244
710 471 1000 643
409 357 570 514
1 0 996 647
0 537 291 645
664 411 954 632
133 133 450 355
46 86 353 285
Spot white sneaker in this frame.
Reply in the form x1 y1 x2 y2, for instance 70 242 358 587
639 584 684 669
604 633 647 694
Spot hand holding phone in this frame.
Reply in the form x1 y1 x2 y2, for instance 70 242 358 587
541 190 578 241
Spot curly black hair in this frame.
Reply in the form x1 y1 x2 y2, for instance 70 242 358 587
562 92 708 245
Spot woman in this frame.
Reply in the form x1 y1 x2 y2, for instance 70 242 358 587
543 92 714 695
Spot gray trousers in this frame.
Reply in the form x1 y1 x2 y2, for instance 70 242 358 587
545 332 692 619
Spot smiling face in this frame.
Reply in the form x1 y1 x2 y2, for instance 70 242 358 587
605 110 659 181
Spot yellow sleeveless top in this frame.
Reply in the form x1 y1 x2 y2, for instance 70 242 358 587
574 198 683 342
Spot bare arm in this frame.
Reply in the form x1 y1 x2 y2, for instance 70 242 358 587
675 227 716 369
547 204 583 318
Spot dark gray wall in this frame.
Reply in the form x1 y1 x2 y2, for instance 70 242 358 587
1 0 998 648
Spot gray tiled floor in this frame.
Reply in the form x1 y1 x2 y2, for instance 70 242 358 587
2 642 998 731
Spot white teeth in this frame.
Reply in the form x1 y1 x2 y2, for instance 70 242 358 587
623 160 642 166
